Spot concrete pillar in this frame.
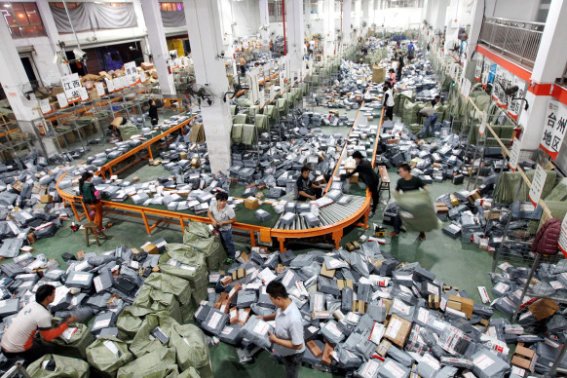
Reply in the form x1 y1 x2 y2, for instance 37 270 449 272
342 0 352 47
184 0 232 174
140 0 176 96
218 0 235 54
518 0 567 150
259 0 270 44
35 0 70 77
323 0 337 58
286 0 305 79
459 0 483 92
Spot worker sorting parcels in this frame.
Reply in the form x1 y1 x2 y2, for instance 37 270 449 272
296 166 322 201
392 163 427 241
260 281 305 378
347 151 380 217
1 285 77 365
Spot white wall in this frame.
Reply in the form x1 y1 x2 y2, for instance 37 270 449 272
232 0 261 37
376 8 424 30
14 37 61 86
485 0 541 21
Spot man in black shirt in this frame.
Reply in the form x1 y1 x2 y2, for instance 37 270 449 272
393 163 427 240
347 151 380 216
296 167 322 201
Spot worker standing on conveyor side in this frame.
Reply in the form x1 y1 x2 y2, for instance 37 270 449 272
208 192 237 264
347 151 380 217
392 163 427 241
383 81 395 121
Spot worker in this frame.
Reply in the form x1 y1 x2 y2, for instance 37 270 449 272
1 285 77 365
393 163 427 241
208 192 237 264
383 81 395 121
419 95 442 138
239 56 247 77
347 151 380 217
407 41 415 61
261 281 305 378
296 166 322 201
148 99 159 127
388 68 396 84
396 54 404 81
79 171 104 232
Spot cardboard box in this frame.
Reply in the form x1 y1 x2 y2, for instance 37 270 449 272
372 66 385 83
384 314 411 348
322 342 334 365
40 194 53 204
511 344 537 372
447 295 474 319
307 340 323 358
435 202 449 214
142 243 159 255
320 265 335 278
528 298 558 320
244 197 260 210
349 173 359 184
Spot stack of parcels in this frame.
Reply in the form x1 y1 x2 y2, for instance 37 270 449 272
194 244 536 377
0 154 75 258
0 239 213 377
489 260 567 375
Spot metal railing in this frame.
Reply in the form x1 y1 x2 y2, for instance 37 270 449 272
478 17 545 68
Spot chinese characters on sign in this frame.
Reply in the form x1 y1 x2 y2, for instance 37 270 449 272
528 165 547 206
61 73 82 102
539 100 567 160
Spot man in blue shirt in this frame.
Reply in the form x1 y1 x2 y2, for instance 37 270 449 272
260 281 305 378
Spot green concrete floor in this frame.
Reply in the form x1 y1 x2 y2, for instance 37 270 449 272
5 108 498 377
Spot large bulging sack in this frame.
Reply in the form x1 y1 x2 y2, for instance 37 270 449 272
393 190 440 232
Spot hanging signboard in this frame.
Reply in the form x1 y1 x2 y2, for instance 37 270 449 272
508 140 521 171
558 214 567 256
487 63 497 85
124 61 139 86
56 92 68 109
61 73 82 102
105 78 115 93
95 82 106 97
479 112 487 136
528 165 547 206
39 99 52 114
539 99 567 160
78 87 89 101
474 56 482 81
507 76 527 120
460 78 472 97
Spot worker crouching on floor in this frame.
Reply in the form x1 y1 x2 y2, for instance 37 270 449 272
393 163 427 241
347 151 380 217
260 281 305 378
208 192 237 264
1 285 78 365
296 166 322 201
79 171 104 232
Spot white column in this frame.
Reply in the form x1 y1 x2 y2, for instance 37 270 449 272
140 0 176 96
459 0 483 89
184 0 232 174
259 0 270 44
342 0 352 46
518 0 567 150
35 0 70 77
218 0 235 54
286 0 305 79
323 0 337 58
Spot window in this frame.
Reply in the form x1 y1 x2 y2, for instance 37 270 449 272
160 2 184 12
268 0 283 23
379 0 424 8
0 2 46 38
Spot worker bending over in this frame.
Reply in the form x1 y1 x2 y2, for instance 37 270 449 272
347 151 380 217
296 167 322 201
393 163 427 240
1 285 77 365
260 281 305 378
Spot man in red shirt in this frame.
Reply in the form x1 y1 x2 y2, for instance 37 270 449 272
1 285 76 365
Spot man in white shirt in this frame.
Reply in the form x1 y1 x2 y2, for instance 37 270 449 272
260 281 305 378
383 81 395 120
1 285 76 365
208 191 237 263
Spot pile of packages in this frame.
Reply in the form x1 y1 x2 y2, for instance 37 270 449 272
0 153 70 259
0 227 219 377
195 243 555 377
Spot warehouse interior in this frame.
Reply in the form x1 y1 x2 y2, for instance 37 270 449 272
0 0 567 377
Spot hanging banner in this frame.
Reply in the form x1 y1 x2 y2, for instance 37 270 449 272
507 76 527 120
61 73 82 102
508 140 521 171
124 61 139 85
539 99 567 160
558 214 567 256
528 165 547 206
